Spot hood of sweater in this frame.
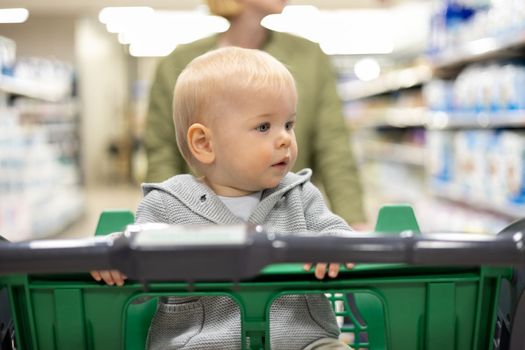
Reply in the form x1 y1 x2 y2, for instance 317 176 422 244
141 169 313 225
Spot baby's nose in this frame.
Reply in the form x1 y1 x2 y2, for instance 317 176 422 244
277 130 291 147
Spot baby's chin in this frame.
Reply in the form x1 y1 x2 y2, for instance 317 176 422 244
234 172 291 193
258 177 287 191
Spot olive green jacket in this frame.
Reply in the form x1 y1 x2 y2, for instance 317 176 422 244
144 31 365 223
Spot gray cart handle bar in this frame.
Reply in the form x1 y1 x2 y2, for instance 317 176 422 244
0 223 523 281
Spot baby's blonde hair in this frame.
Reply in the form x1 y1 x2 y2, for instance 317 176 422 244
173 47 296 171
206 0 243 18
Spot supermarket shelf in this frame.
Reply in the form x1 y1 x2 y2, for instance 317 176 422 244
33 190 85 239
358 141 426 167
16 100 78 120
338 65 432 101
427 110 525 129
348 107 428 129
1 190 85 242
0 75 71 102
36 204 84 239
430 30 525 76
429 180 524 219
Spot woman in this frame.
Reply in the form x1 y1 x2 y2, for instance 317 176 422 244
144 0 366 226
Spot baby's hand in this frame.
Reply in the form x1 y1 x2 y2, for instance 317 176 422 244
90 270 127 287
303 263 355 280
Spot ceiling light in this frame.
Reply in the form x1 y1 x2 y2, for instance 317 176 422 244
354 58 381 82
98 7 154 25
263 8 395 55
0 8 29 23
118 32 131 45
105 10 229 57
262 5 321 42
129 41 177 57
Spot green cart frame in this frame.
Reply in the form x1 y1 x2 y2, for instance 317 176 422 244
0 205 522 350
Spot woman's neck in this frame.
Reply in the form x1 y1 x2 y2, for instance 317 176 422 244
218 13 269 49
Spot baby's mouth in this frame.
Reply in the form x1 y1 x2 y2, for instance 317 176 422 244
272 157 289 167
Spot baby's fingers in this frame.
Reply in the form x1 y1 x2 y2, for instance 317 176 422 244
314 263 328 280
328 263 340 278
305 263 341 279
345 263 355 270
99 270 116 285
90 270 102 282
110 270 127 286
93 270 127 286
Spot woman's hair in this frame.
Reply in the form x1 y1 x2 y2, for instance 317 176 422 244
173 47 296 171
206 0 243 18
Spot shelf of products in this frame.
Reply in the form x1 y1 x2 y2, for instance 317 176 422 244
0 75 72 102
347 107 428 130
428 0 525 74
430 32 525 77
429 180 524 220
343 86 428 127
356 140 426 168
421 0 525 227
427 110 525 129
0 36 83 241
342 0 524 233
349 118 431 228
338 61 433 228
338 64 432 101
426 128 525 219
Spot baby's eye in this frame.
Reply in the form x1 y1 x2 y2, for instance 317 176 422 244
285 121 295 131
256 122 270 132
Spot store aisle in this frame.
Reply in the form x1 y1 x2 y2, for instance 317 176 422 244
56 183 142 239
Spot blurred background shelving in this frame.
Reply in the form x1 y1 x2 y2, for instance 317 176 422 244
0 43 84 240
0 0 524 240
339 0 525 232
422 0 525 230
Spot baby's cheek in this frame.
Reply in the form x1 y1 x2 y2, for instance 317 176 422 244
290 141 298 159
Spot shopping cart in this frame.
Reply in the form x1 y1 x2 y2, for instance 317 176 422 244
0 205 523 350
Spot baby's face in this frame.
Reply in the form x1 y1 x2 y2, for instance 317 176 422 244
207 86 297 196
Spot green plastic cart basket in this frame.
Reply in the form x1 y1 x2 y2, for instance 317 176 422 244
0 205 519 350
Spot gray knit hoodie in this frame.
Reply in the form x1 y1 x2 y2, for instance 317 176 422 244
136 169 352 350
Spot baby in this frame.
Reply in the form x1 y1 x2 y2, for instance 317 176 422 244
92 47 353 349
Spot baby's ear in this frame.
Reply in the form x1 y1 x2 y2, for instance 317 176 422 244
187 123 215 165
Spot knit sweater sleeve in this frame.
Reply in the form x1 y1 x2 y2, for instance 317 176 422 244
301 181 353 234
135 190 170 224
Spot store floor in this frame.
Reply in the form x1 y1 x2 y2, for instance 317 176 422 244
57 183 142 239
